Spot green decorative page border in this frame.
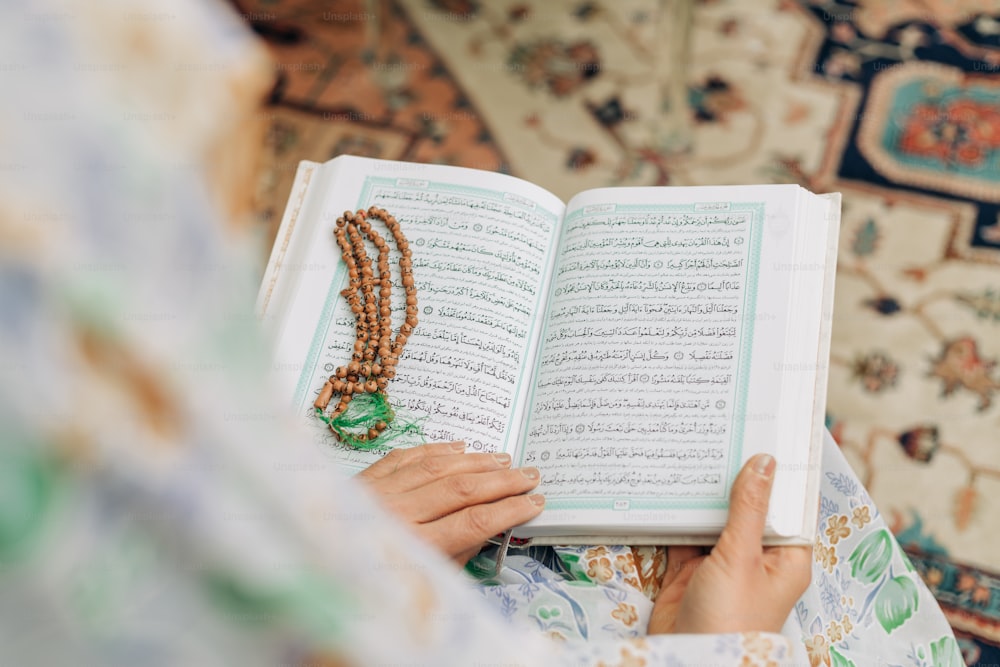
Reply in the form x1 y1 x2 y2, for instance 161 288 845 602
293 176 560 457
523 201 765 512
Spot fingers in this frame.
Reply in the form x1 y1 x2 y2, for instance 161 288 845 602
367 451 516 494
657 547 706 606
357 441 466 481
422 493 545 561
764 544 813 597
716 453 775 560
356 441 546 565
394 467 542 523
661 546 704 590
649 548 706 634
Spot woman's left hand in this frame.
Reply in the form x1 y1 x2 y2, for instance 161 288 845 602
647 454 812 634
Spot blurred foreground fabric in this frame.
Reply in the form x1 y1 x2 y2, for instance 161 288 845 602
0 0 549 664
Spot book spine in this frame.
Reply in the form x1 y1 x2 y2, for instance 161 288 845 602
255 161 320 317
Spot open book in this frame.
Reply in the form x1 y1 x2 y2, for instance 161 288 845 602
258 155 840 546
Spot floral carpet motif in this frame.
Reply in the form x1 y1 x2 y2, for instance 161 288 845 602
240 0 1000 662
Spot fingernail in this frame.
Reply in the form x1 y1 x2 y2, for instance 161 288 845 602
493 453 512 467
753 454 775 478
450 441 466 452
528 493 545 507
521 467 540 480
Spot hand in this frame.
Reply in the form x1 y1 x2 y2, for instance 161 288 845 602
357 441 545 564
648 454 812 634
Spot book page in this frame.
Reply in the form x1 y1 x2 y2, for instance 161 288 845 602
266 157 564 472
516 185 821 537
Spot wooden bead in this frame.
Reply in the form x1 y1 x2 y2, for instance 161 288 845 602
365 380 377 393
313 381 334 410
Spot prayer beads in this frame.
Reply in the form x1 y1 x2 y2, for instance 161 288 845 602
313 206 417 447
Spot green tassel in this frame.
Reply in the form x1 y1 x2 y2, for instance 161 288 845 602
315 393 424 451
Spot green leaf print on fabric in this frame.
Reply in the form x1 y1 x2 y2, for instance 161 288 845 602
848 529 893 584
204 571 288 626
464 552 502 583
0 446 54 562
829 645 856 667
930 636 964 667
536 606 561 620
874 575 919 633
900 548 916 573
558 552 593 584
204 571 352 639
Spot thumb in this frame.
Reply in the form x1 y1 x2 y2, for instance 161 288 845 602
717 454 776 557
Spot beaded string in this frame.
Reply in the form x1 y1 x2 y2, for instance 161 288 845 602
313 206 417 449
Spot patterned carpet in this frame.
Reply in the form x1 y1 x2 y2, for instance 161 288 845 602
238 0 1000 662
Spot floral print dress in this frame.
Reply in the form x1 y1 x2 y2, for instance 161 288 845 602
469 432 962 666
